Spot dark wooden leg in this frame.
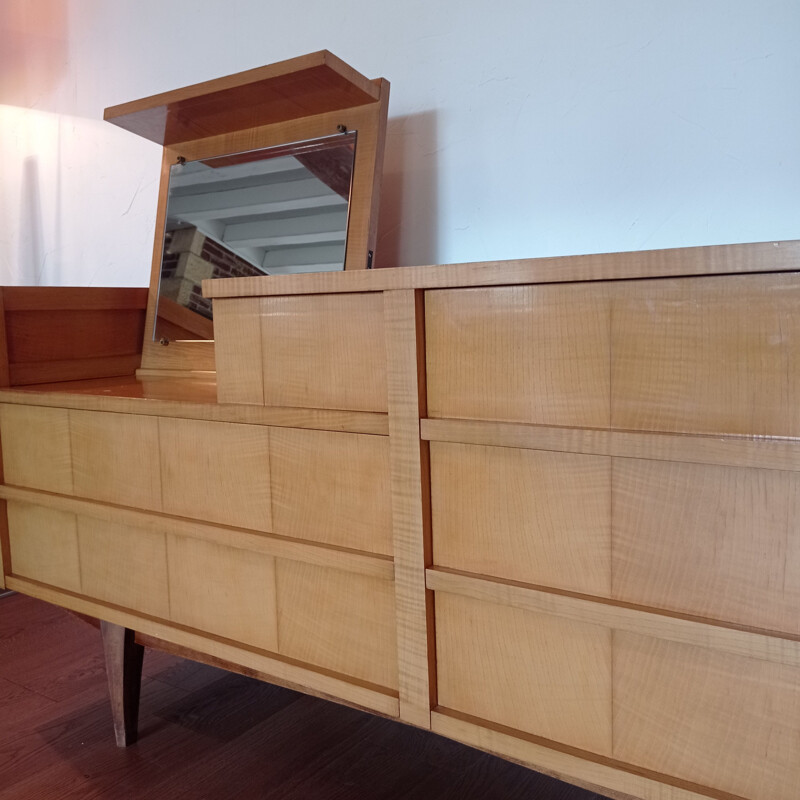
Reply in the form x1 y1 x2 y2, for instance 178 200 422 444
100 620 145 747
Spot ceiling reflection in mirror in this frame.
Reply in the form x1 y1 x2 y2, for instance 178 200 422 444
154 131 357 341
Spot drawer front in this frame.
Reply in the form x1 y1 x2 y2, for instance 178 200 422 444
159 417 272 533
269 427 392 555
431 439 800 635
426 273 800 436
612 273 800 436
70 409 162 511
276 559 397 690
215 293 387 412
0 405 73 494
614 632 800 800
435 591 612 755
612 458 800 635
430 442 611 596
77 516 170 619
168 534 278 652
7 501 81 592
426 284 610 427
436 587 800 800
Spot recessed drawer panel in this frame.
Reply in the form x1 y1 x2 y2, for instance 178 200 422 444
614 632 800 800
70 410 162 511
611 273 800 436
426 285 611 427
612 458 800 635
430 442 611 596
7 501 81 592
160 418 272 532
168 534 278 652
77 515 169 619
276 559 397 690
215 293 387 412
435 592 612 755
0 405 73 494
270 427 393 555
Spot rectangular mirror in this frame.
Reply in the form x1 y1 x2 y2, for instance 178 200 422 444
154 131 357 342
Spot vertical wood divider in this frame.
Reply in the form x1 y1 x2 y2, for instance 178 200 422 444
384 289 435 728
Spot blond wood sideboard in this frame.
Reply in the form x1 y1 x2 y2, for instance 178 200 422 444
2 240 800 800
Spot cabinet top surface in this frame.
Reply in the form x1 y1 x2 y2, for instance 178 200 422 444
202 240 800 299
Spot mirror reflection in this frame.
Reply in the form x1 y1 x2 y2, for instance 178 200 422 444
154 131 357 341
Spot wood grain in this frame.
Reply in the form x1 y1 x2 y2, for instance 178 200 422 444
431 442 611 596
613 458 800 635
167 533 278 652
276 559 398 690
0 404 73 494
426 284 610 427
159 417 272 532
7 576 399 717
435 592 612 756
613 632 800 800
0 380 389 434
104 50 381 145
259 292 387 412
612 273 800 436
7 501 81 593
70 409 162 511
269 427 392 555
213 298 264 404
431 711 715 800
205 240 800 298
77 516 170 619
427 567 800 670
0 484 393 581
384 290 434 727
422 417 800 472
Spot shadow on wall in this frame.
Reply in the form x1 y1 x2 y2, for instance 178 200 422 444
0 0 69 108
19 156 44 285
374 111 438 269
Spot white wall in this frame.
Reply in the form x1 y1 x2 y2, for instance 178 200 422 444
1 0 798 286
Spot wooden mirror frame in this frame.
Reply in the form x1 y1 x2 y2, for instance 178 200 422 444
104 51 390 377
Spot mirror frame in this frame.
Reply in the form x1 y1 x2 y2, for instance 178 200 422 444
104 51 389 377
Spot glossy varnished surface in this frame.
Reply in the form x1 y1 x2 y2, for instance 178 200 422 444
104 51 381 146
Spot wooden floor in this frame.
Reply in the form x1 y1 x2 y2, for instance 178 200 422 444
0 592 609 800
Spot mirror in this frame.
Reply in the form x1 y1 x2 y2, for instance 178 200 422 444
154 131 357 342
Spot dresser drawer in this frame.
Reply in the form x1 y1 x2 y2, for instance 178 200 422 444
426 284 610 428
215 293 387 411
426 273 800 436
430 441 611 596
435 591 612 755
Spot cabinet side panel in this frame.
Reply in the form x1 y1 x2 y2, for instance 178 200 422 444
214 298 265 405
431 442 611 596
435 592 612 756
276 559 398 690
614 631 800 800
260 293 387 412
613 458 800 635
426 285 610 427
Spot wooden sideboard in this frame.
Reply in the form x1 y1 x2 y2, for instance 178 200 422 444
2 240 800 800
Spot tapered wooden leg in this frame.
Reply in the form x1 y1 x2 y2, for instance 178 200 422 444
100 620 145 747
